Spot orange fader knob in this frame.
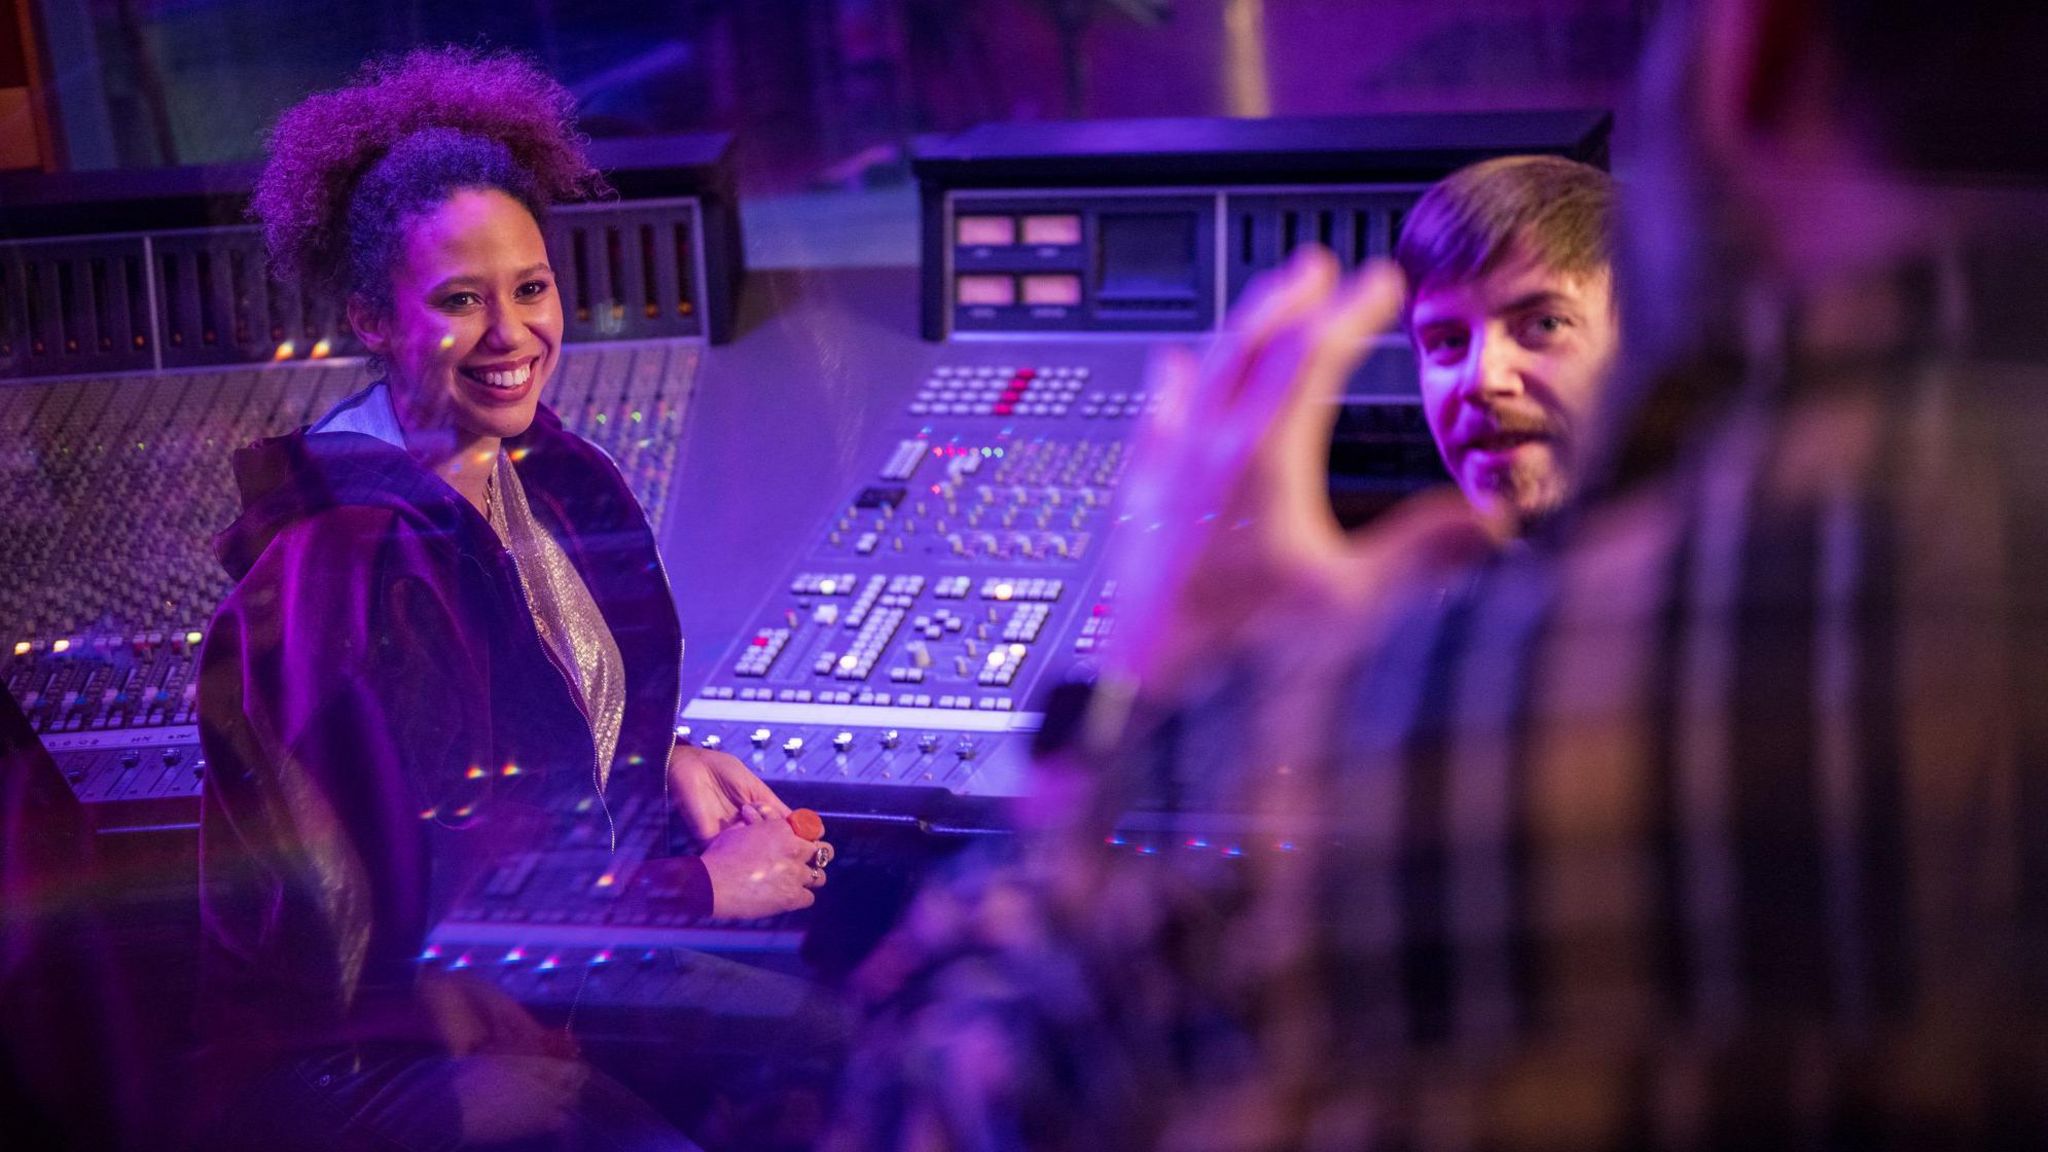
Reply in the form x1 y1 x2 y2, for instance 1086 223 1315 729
788 808 826 842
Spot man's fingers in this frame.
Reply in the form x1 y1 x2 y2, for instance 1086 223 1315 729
1196 246 1341 420
1136 343 1202 449
1247 259 1407 440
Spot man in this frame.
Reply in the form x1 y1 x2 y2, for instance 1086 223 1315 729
1096 0 2048 1146
1399 154 1617 540
1101 156 1615 720
834 0 2048 1145
829 156 1620 1152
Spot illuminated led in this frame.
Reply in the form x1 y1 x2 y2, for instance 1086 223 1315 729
504 947 526 963
310 339 333 359
595 872 617 888
185 631 202 645
466 765 488 779
538 954 560 971
1009 643 1027 657
501 762 523 777
51 638 69 653
1021 274 1082 307
1022 214 1082 246
993 583 1014 601
837 654 859 671
985 650 1005 667
451 952 473 970
591 949 613 965
437 334 455 352
452 804 475 819
956 215 1017 247
272 341 295 361
420 944 442 961
819 579 837 595
12 642 28 656
956 274 1016 307
420 807 439 820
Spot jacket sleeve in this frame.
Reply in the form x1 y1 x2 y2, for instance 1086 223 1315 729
197 506 497 1044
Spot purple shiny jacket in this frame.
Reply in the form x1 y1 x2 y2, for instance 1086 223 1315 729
195 402 702 1084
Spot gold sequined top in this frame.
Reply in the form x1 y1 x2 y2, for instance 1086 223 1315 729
489 449 627 792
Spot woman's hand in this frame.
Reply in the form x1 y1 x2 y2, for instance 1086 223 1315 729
668 742 791 841
700 804 829 920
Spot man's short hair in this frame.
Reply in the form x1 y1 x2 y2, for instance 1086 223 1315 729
1394 155 1615 299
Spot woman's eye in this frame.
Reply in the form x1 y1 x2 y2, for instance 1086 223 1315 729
440 291 481 310
515 280 552 300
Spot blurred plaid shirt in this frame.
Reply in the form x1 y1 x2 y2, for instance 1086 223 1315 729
832 249 2048 1151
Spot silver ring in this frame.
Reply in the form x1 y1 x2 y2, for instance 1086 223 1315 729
812 842 835 869
809 866 825 885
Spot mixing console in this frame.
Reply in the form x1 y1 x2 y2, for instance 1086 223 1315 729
421 758 981 1007
680 338 1440 819
3 341 700 825
684 353 1146 812
1 118 1578 1042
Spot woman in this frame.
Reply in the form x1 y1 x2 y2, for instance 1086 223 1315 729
197 47 830 1150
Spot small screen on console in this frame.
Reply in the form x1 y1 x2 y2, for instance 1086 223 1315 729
1095 212 1199 306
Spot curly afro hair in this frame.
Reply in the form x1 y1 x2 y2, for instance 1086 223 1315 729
251 46 610 309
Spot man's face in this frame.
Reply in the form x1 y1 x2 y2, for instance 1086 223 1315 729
1410 243 1618 535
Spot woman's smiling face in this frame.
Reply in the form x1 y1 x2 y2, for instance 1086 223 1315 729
352 187 561 454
